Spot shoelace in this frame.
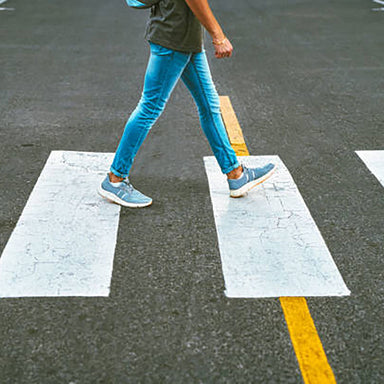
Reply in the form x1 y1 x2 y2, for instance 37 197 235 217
121 178 134 192
242 164 250 179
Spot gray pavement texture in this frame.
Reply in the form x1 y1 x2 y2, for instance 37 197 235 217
0 0 383 383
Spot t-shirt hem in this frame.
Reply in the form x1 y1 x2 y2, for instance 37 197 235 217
145 37 203 53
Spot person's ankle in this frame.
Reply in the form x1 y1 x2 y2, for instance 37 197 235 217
227 165 243 180
109 172 124 183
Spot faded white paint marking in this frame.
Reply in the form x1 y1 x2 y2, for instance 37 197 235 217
356 150 384 187
204 155 350 298
373 0 384 5
0 151 119 297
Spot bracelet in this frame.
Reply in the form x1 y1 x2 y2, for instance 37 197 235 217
212 36 227 45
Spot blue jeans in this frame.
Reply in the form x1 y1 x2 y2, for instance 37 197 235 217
110 41 240 178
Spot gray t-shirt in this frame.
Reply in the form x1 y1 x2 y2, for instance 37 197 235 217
144 0 204 53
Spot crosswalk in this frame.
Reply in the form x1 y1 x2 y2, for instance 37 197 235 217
0 149 382 298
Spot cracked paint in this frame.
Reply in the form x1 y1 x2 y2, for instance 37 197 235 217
204 155 350 298
0 151 120 297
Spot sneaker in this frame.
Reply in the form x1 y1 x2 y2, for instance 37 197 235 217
228 163 276 198
98 174 152 208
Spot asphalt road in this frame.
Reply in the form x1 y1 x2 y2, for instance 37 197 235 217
0 0 383 382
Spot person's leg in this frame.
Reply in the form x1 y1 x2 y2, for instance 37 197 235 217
110 42 192 179
180 48 240 175
98 43 193 207
180 49 276 197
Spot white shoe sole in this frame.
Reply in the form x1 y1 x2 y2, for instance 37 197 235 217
229 164 277 198
98 186 153 208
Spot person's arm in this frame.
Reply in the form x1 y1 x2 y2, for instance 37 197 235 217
184 0 233 59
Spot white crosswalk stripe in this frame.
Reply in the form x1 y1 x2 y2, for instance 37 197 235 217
0 151 119 297
204 155 350 298
356 150 384 187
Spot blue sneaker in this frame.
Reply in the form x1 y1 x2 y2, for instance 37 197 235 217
228 163 276 198
98 174 152 208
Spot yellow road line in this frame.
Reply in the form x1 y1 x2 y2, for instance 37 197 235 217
219 96 249 156
219 95 337 384
280 297 336 384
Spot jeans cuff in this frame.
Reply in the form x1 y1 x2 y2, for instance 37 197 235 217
110 166 128 179
221 161 240 174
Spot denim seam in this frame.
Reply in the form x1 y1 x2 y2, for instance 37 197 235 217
190 58 238 173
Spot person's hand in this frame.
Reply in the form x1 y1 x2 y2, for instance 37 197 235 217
213 37 233 59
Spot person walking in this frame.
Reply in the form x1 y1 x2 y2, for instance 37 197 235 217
98 0 276 208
